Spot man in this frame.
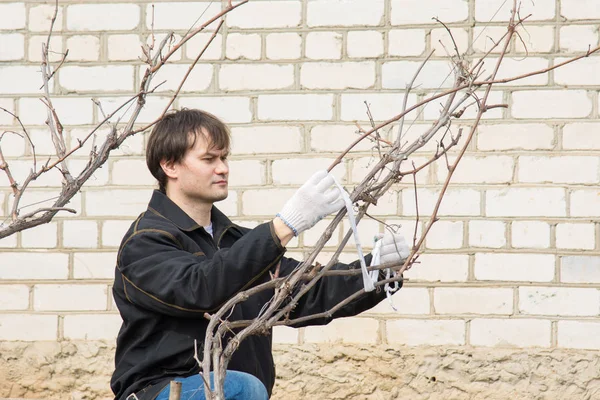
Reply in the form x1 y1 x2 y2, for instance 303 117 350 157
111 109 408 400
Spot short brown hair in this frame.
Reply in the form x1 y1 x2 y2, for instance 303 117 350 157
146 108 230 193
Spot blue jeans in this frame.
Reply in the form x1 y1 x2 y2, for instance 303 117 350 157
155 371 269 400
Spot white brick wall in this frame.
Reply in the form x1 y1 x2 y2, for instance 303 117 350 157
0 0 599 360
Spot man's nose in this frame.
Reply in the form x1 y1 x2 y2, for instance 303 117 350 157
215 159 229 175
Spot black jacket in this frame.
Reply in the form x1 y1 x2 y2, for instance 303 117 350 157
111 190 393 400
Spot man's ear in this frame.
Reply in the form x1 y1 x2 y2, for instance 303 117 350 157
160 159 178 180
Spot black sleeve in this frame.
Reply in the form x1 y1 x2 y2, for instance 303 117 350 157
116 222 285 317
278 254 398 327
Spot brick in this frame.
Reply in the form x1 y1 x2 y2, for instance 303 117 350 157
29 5 64 32
227 1 301 28
559 321 600 350
342 218 381 249
272 326 298 344
561 0 600 20
475 0 555 21
0 285 29 310
220 64 293 91
0 234 16 249
515 26 555 53
560 25 598 52
102 220 134 247
86 189 152 217
0 98 15 125
570 190 600 217
28 35 63 62
520 287 599 317
215 191 238 217
366 191 399 216
302 219 341 247
392 0 467 24
179 97 251 124
387 319 465 345
0 315 57 341
341 92 417 122
60 66 134 92
555 57 600 85
266 33 301 60
63 220 98 249
272 159 344 185
469 220 506 248
34 284 107 311
0 3 26 30
231 126 302 154
470 319 551 347
477 123 554 151
311 125 374 153
66 35 100 61
226 33 261 61
301 62 375 90
0 66 49 95
258 94 333 121
435 288 513 315
557 224 595 250
0 33 24 61
439 156 514 184
9 160 62 188
0 253 68 280
228 160 266 187
563 123 600 150
242 189 296 216
305 317 379 344
141 64 213 93
472 26 506 54
186 33 223 61
68 4 140 31
67 159 110 187
308 0 384 27
64 314 121 340
519 156 598 184
486 188 565 217
151 3 225 29
512 90 592 119
21 222 58 249
475 253 555 282
18 97 93 126
402 188 480 216
306 32 342 60
112 159 155 186
431 28 469 57
347 31 383 58
9 190 82 219
73 252 117 279
561 256 600 283
382 61 454 89
93 95 173 126
0 128 26 157
403 253 469 282
423 90 504 121
511 221 550 249
388 29 426 57
491 57 549 86
108 35 142 61
425 221 463 250
368 288 430 315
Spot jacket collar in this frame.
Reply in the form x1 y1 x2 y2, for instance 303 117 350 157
147 190 235 237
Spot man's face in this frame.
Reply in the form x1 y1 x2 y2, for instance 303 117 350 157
169 130 229 205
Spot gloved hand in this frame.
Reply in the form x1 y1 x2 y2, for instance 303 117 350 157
277 170 344 236
376 230 410 266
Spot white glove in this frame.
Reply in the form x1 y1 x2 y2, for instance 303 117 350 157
376 230 410 266
277 170 344 236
